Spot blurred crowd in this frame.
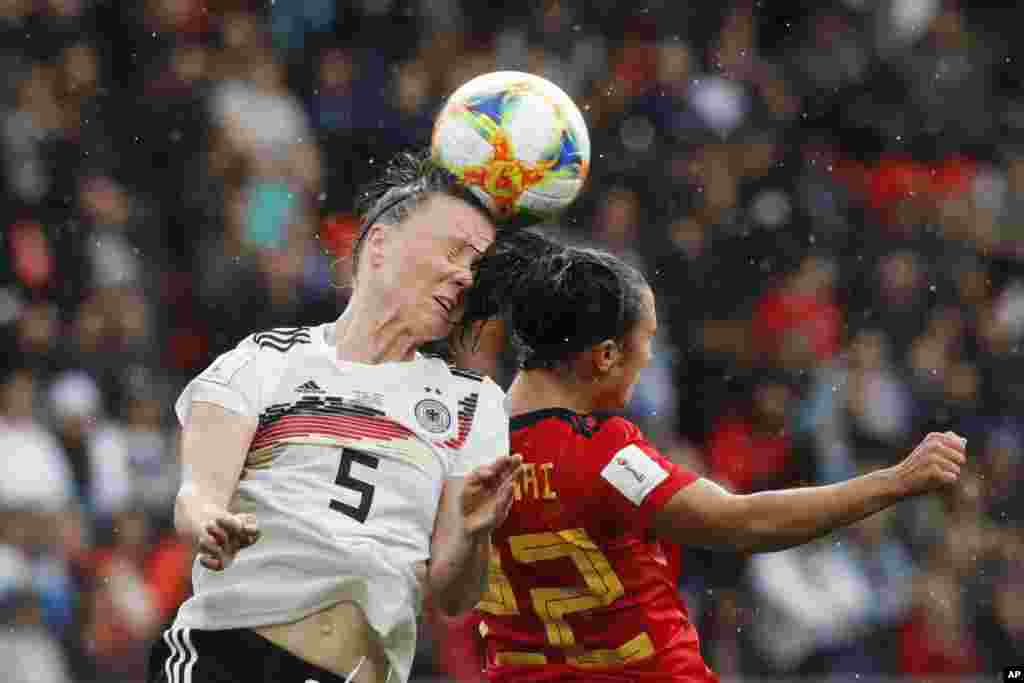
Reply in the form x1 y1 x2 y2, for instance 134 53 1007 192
1 0 1023 681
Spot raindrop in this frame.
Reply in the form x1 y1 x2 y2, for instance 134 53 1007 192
318 192 327 202
929 284 936 292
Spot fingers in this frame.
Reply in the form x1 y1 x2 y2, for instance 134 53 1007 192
494 472 516 521
199 553 224 571
470 453 525 487
197 531 227 571
205 521 229 547
198 513 261 571
216 513 261 547
926 431 967 453
235 513 262 546
932 443 967 467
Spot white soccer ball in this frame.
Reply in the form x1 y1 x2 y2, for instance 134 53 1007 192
432 71 591 225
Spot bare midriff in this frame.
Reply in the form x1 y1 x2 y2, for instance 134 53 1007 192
254 601 391 682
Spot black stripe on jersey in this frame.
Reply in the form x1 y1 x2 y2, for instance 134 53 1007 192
449 367 483 382
258 395 386 430
254 327 311 352
509 408 608 437
443 392 479 449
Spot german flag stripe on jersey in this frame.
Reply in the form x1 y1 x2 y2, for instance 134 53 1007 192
444 393 479 449
251 414 414 451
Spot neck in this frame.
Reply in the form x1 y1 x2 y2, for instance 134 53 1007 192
507 370 600 417
332 291 420 363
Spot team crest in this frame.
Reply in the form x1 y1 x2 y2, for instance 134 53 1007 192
415 398 452 434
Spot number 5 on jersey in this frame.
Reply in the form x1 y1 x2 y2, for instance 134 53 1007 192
330 448 379 523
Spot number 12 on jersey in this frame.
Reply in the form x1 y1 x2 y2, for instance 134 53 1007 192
479 529 655 668
330 448 379 523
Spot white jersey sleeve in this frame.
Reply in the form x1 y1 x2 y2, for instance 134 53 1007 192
174 335 265 425
448 375 509 478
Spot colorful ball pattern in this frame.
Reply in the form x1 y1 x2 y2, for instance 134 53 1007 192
431 71 591 225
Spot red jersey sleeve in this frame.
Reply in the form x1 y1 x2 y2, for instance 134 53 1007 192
582 416 699 532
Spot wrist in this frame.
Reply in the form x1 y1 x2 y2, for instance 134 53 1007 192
871 466 908 502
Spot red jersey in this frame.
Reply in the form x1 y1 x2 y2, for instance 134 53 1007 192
477 409 717 682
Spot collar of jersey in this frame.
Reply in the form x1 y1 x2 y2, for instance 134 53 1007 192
509 407 586 432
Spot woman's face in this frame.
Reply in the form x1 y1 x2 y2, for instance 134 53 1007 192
366 195 495 343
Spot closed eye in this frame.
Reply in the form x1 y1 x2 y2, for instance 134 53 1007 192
448 242 485 266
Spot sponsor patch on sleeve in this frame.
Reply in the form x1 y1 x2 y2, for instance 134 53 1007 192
600 444 669 506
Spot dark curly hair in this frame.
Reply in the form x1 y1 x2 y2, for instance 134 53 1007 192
458 228 649 371
351 149 491 276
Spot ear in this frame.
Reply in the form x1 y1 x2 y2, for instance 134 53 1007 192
364 224 388 270
591 339 621 375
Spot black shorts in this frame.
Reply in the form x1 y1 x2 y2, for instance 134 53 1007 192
148 626 356 683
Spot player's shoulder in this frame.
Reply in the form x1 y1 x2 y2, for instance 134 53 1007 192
591 414 644 446
200 325 314 384
511 411 643 456
420 354 504 397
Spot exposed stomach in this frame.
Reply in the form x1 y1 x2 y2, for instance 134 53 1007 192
255 601 390 682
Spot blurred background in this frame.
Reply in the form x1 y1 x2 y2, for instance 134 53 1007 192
1 0 1022 681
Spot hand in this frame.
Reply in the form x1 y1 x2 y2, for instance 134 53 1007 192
196 511 261 571
889 431 967 498
459 453 524 537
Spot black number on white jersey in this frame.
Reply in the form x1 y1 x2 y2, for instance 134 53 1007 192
330 448 379 523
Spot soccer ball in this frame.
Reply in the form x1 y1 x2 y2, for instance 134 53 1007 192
432 71 591 225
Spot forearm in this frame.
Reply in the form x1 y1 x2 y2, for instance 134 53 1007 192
736 468 903 553
428 530 491 616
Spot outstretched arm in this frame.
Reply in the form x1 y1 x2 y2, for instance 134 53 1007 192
653 432 966 553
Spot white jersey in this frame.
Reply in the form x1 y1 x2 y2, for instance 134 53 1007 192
172 323 508 682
